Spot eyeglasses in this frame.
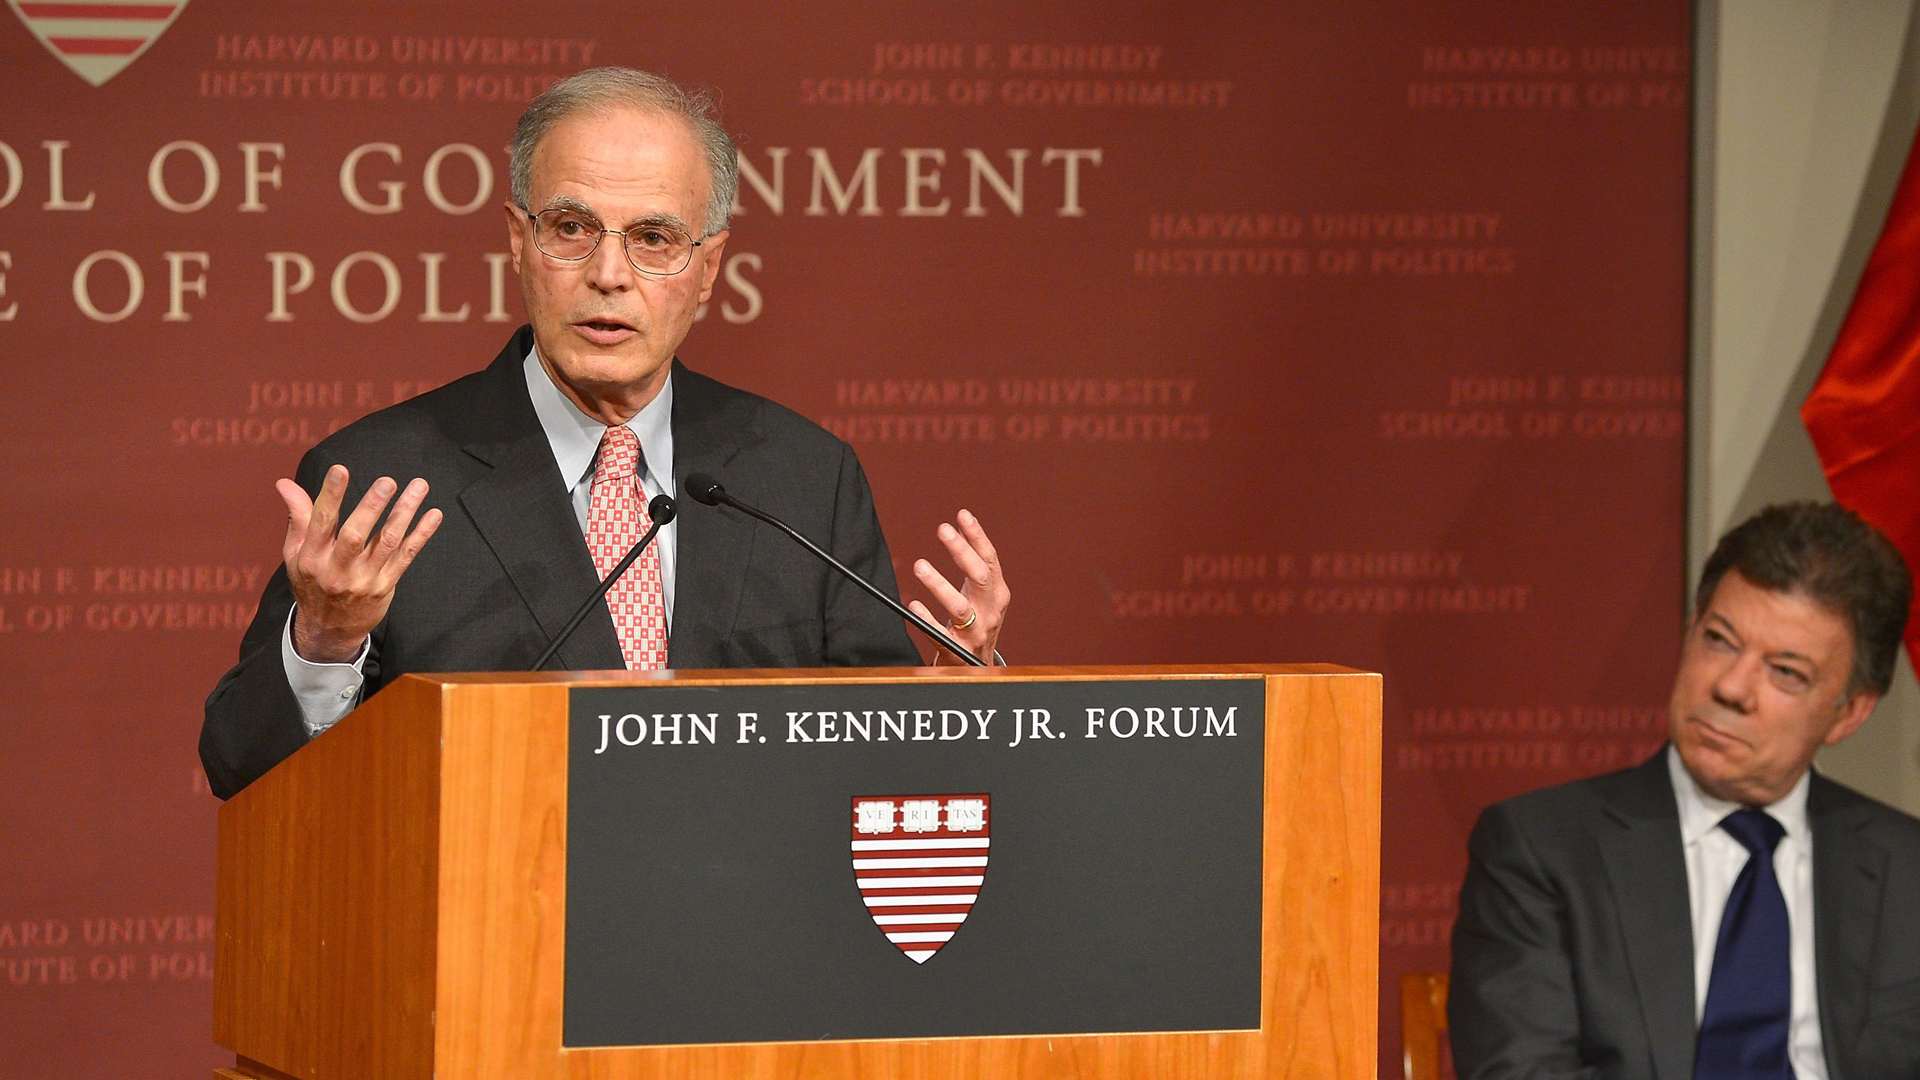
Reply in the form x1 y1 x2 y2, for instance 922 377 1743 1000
519 206 706 277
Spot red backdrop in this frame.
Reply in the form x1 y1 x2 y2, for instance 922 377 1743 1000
0 2 1688 1076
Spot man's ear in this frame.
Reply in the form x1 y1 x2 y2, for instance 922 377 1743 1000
504 202 526 268
695 229 729 303
1823 689 1880 747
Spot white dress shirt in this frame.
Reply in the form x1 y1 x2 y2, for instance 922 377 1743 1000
1668 745 1826 1079
281 346 677 735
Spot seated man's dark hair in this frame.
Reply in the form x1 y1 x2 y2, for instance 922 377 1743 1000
1697 501 1912 696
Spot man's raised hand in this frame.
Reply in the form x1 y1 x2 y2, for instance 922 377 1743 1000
278 465 442 663
907 508 1010 666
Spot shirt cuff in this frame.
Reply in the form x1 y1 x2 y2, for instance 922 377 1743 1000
280 607 370 737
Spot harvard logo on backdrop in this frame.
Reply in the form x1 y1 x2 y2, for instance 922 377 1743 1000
851 794 990 964
7 0 189 86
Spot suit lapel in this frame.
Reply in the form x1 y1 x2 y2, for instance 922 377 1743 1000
1809 774 1887 1080
666 363 763 668
454 333 624 672
1597 752 1696 1080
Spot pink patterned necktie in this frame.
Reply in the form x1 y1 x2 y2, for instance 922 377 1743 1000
584 425 668 669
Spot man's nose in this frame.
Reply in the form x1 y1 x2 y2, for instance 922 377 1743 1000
585 233 637 291
1709 651 1761 714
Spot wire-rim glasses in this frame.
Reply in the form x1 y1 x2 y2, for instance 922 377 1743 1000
520 206 704 277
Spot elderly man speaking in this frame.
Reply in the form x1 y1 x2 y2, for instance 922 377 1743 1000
200 68 1010 799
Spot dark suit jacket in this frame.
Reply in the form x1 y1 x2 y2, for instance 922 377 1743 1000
1448 748 1920 1080
200 326 920 799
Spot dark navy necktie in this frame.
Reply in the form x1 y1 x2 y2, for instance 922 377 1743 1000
1694 808 1794 1080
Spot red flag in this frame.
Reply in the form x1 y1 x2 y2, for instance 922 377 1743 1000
1802 126 1920 669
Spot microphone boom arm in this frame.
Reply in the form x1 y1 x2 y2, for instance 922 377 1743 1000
689 477 988 667
532 493 676 671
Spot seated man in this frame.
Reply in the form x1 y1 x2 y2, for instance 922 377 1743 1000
1450 502 1920 1080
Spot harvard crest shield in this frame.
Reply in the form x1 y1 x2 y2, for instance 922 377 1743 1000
850 794 991 964
7 0 190 86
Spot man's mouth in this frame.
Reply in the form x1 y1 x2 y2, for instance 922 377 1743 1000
1688 714 1746 749
574 317 637 343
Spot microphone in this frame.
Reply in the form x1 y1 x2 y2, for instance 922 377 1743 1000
684 472 987 666
532 493 676 671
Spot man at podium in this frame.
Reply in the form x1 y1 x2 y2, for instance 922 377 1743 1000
199 67 1010 799
1449 502 1920 1079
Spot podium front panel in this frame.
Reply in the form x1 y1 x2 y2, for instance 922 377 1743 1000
564 677 1266 1046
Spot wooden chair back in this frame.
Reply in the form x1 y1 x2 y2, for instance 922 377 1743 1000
1400 970 1450 1080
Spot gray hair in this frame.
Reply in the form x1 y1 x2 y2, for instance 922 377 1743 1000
510 67 739 236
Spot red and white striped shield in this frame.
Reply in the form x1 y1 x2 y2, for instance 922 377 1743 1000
850 793 990 965
7 0 191 86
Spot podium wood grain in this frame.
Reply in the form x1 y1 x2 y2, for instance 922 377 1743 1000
215 665 1380 1080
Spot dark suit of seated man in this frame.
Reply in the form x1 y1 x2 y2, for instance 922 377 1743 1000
1449 502 1920 1080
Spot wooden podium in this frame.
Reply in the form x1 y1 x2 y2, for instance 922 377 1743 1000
213 664 1379 1080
